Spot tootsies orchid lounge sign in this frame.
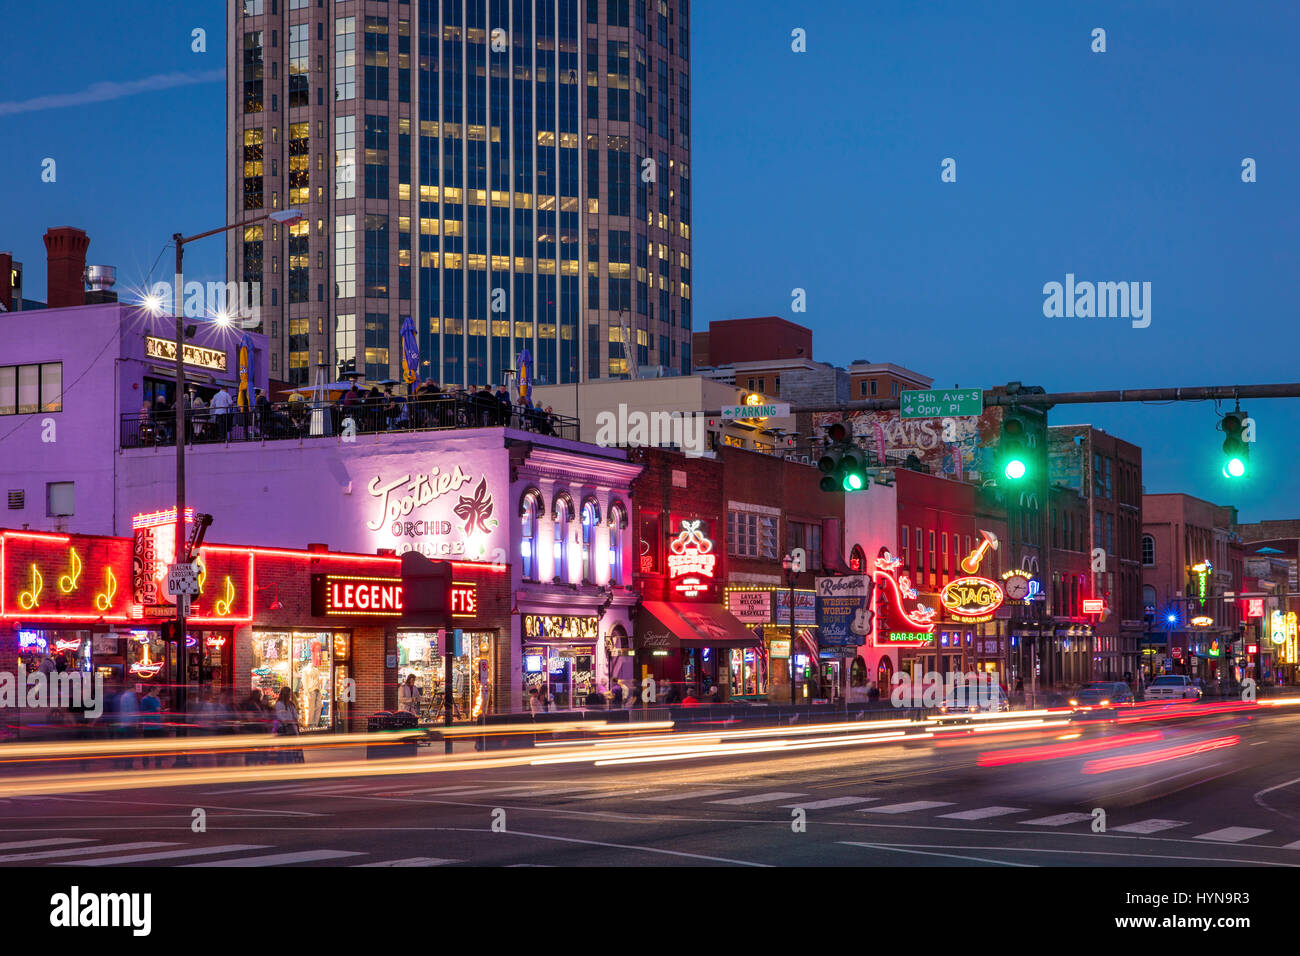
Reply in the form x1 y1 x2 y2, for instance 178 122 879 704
365 459 507 561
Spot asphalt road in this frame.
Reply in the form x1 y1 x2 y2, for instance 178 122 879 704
3 708 1299 868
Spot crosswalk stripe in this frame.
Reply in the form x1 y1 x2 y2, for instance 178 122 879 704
566 790 644 800
0 842 175 864
0 838 94 852
355 857 460 867
200 782 332 795
707 792 806 806
66 845 270 866
1194 827 1271 843
938 806 1027 821
184 849 364 867
411 785 545 797
495 786 603 797
641 789 736 802
1112 819 1188 834
1018 813 1093 827
780 797 878 810
860 801 955 814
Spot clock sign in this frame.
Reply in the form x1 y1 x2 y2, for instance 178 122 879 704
1000 569 1033 605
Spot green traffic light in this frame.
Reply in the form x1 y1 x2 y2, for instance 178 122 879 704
843 472 864 491
1224 457 1246 478
1004 459 1026 481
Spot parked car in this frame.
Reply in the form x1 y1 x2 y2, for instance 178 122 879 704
1069 681 1134 710
1144 674 1203 701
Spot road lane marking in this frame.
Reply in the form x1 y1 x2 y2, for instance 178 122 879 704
1280 840 1300 850
1112 819 1188 834
0 842 175 863
0 838 94 852
355 857 461 866
707 792 805 806
860 801 955 814
184 849 365 867
641 789 736 802
939 807 1027 821
840 841 1036 867
841 841 1296 866
491 830 769 866
780 797 877 810
1018 813 1092 827
66 845 270 866
1194 827 1271 843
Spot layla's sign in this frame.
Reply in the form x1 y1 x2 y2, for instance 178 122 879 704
145 336 228 372
940 576 1005 623
366 461 503 561
312 574 404 617
667 520 716 598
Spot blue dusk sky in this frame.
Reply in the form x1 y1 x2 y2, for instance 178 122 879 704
1 0 1297 522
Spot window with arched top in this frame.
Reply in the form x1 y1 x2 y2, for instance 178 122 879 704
876 656 894 694
849 544 866 572
553 496 573 582
1142 534 1155 566
608 502 627 586
581 501 599 584
519 489 543 582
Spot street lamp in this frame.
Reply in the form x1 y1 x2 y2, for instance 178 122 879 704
782 553 798 706
167 207 304 725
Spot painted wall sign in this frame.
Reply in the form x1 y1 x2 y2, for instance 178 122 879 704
366 462 502 561
775 589 817 626
145 335 229 372
815 575 872 648
666 519 716 599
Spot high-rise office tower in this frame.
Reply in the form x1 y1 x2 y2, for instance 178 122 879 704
227 0 692 389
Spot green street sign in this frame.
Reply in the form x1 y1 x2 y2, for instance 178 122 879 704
900 388 983 420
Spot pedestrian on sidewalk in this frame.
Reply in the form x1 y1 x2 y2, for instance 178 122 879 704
273 687 304 763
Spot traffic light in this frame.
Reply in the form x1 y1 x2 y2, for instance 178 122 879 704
998 412 1029 481
1220 411 1248 479
817 422 868 492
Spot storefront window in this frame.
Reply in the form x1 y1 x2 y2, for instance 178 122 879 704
727 647 765 697
250 630 336 731
17 629 91 674
521 492 540 581
398 630 495 720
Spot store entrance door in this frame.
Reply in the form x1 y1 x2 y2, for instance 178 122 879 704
548 657 572 709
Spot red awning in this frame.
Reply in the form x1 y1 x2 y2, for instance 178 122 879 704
637 601 762 650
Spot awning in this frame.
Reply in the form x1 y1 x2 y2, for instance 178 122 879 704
637 601 762 650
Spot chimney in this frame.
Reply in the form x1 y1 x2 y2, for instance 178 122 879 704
0 252 12 310
43 226 89 309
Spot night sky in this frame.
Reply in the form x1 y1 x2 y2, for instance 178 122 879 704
2 0 1297 521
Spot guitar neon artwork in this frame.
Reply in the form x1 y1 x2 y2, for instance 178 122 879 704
960 530 999 575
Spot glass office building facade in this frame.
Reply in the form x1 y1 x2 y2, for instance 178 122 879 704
228 0 692 389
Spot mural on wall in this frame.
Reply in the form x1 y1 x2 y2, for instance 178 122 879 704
812 408 1013 482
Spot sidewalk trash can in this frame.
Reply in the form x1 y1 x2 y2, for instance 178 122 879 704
367 710 419 759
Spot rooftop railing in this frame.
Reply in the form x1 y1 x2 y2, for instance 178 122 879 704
120 394 579 449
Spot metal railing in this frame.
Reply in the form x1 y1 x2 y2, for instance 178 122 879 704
121 395 578 449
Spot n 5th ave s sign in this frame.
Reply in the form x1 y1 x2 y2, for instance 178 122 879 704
901 388 983 420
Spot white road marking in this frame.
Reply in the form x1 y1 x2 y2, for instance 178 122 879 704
939 806 1027 821
184 849 365 867
707 792 805 806
840 841 1037 867
0 842 175 864
67 845 270 866
1280 839 1300 850
1018 813 1093 827
860 801 955 814
1194 827 1271 843
355 857 460 867
641 789 737 802
199 782 338 795
0 838 94 852
1112 819 1188 834
780 797 878 810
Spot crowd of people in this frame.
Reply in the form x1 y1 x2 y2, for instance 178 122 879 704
129 380 565 447
526 679 724 713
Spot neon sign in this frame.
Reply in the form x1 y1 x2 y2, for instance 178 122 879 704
312 574 404 617
1192 561 1212 607
1271 610 1297 646
667 520 716 599
1190 615 1214 627
1244 598 1264 619
451 583 477 618
941 576 1005 623
1 534 131 621
18 565 43 610
1082 598 1106 615
58 548 82 594
872 551 936 646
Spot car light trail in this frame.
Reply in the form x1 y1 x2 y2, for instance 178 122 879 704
977 730 1165 767
1080 735 1240 774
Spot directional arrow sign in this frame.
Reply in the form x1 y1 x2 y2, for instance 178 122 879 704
900 388 983 420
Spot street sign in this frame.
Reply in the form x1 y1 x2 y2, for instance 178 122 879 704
900 388 983 420
167 562 200 596
721 403 791 420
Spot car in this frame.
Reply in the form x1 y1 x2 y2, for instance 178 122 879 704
1069 681 1134 709
1144 674 1202 701
938 683 1010 714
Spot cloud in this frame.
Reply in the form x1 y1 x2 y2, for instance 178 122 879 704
0 70 225 117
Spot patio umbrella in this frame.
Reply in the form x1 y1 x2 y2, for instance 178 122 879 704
236 333 253 411
399 316 420 387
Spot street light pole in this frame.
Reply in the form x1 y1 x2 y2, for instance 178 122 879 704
783 554 797 706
